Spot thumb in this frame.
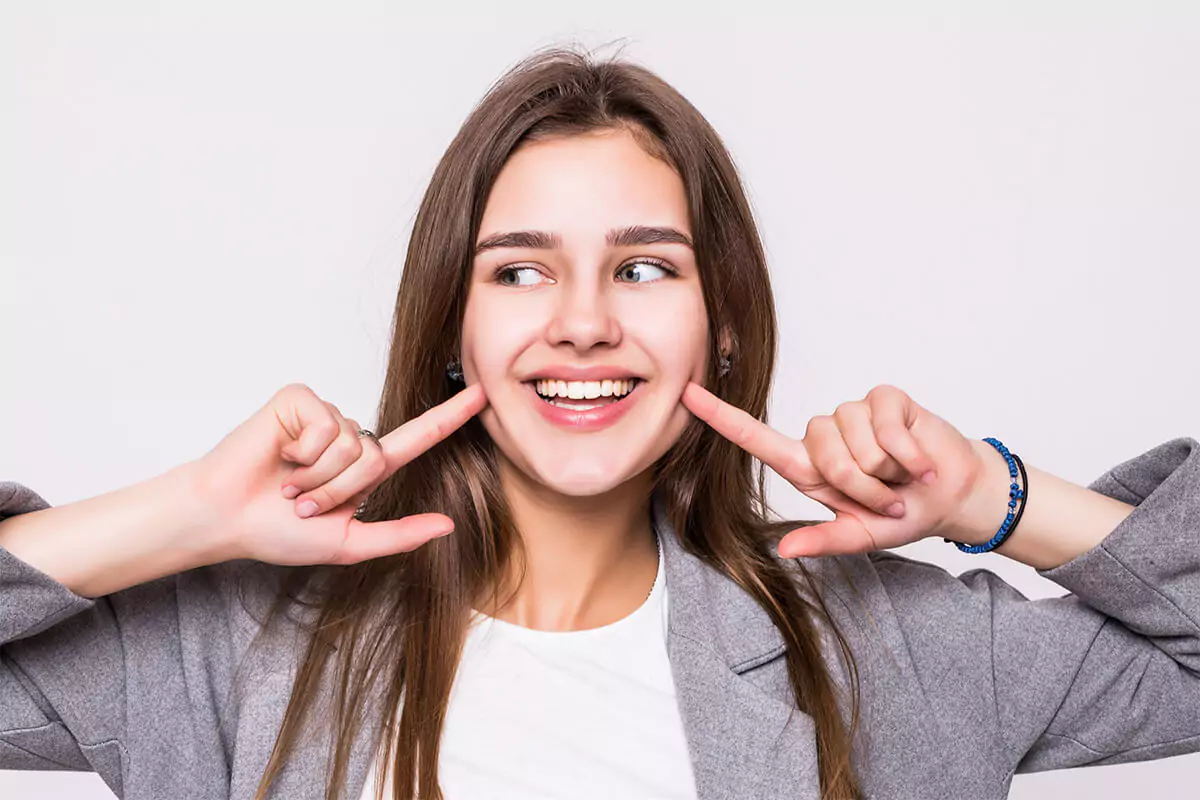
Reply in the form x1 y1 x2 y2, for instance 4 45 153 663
778 515 876 559
335 513 456 564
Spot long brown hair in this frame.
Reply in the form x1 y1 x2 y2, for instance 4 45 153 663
249 44 862 800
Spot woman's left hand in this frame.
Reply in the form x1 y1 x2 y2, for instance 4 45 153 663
682 381 996 558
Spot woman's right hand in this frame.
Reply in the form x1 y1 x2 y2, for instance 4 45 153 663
194 382 487 567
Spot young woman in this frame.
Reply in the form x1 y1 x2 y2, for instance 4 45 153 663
2 48 1198 800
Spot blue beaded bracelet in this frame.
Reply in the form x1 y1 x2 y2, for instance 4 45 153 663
944 437 1028 554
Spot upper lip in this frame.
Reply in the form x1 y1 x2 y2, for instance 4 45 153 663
523 365 645 382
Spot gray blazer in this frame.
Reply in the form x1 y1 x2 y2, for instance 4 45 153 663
3 437 1200 799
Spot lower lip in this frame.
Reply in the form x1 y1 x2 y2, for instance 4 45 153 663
525 381 644 432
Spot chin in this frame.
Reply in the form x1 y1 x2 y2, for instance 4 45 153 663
489 432 654 499
533 466 636 497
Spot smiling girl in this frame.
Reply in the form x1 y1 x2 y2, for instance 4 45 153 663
2 47 1199 800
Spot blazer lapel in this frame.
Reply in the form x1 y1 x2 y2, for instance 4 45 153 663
235 621 384 800
655 494 821 800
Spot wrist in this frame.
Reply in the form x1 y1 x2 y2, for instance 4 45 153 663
943 438 1016 547
168 460 245 565
0 461 241 598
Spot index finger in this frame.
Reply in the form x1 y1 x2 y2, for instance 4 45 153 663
377 382 488 474
681 382 816 486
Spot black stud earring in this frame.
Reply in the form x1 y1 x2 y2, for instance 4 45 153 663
446 358 464 382
718 354 732 377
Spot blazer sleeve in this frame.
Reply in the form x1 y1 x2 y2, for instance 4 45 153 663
867 436 1200 779
0 480 271 797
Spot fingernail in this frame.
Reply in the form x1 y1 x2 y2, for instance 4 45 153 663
920 470 937 485
433 525 455 537
281 485 300 499
296 500 318 518
885 502 906 518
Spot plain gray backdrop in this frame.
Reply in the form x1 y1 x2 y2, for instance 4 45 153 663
2 1 1198 797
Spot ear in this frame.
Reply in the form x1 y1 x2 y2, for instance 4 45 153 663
717 324 735 358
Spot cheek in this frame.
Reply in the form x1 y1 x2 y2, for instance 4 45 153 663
460 295 533 381
630 297 710 381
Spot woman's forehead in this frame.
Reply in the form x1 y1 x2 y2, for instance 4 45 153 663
478 130 690 244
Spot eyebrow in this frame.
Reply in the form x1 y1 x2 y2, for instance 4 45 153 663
473 225 694 255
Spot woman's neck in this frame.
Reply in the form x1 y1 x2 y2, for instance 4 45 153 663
478 459 659 632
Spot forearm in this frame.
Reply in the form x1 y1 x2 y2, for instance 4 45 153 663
0 462 230 598
953 439 1135 571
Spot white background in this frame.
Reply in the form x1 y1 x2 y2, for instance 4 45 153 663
2 1 1198 797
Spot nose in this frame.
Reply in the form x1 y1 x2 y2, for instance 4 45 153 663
545 275 622 352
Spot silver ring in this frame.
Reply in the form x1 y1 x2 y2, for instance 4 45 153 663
356 428 380 445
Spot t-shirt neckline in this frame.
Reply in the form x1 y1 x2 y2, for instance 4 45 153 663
467 531 665 642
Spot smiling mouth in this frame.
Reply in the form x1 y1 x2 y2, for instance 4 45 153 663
525 378 643 410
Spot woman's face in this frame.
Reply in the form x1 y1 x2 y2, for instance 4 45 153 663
461 128 710 497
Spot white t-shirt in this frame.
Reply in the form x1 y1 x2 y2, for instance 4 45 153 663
361 535 698 799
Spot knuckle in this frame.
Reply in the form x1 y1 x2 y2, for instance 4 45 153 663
805 414 832 438
314 417 340 440
279 382 312 400
339 434 364 460
826 459 858 484
874 423 904 444
729 422 754 448
868 383 904 403
833 401 859 421
428 417 451 446
365 451 388 481
876 423 918 455
862 451 890 474
287 444 318 466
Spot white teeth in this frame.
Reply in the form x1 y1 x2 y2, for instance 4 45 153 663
547 400 606 410
533 378 639 399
